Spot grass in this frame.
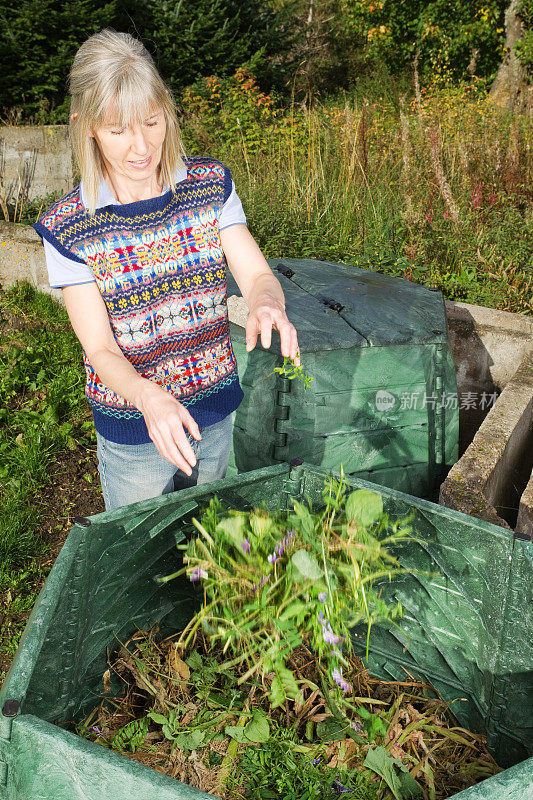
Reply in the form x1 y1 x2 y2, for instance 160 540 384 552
0 282 103 677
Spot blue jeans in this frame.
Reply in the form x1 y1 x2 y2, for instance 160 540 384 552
96 414 233 511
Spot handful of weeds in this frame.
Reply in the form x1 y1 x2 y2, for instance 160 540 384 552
161 470 415 709
265 352 314 388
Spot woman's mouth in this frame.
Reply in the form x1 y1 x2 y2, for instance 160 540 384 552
128 156 152 169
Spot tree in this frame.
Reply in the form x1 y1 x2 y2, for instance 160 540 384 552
147 0 294 98
0 0 115 122
341 0 508 87
490 0 533 108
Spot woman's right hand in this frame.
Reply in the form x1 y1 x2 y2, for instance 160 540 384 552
134 380 201 474
62 282 201 474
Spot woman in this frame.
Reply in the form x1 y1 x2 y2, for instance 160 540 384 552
35 29 300 511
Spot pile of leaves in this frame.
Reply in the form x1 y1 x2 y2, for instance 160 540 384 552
76 629 500 799
73 473 500 798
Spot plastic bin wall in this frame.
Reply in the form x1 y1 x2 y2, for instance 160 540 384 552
227 259 459 500
0 463 531 800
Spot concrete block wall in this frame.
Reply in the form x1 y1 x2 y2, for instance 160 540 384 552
440 350 533 534
0 222 62 303
0 125 73 206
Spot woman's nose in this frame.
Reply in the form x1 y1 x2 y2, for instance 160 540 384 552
129 127 149 155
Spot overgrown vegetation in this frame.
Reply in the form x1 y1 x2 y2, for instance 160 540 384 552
1 0 531 123
0 283 103 676
179 69 532 314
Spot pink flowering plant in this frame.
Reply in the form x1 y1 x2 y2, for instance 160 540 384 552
162 469 416 714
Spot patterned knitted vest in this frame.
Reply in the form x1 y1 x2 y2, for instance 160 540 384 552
34 156 244 444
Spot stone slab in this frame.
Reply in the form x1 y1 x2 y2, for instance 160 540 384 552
0 125 74 205
516 468 533 539
440 350 533 532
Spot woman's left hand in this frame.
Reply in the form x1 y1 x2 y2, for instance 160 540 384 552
245 296 300 366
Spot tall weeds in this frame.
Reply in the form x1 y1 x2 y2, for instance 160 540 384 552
182 70 532 313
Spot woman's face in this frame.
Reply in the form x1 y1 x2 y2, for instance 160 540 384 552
91 108 167 186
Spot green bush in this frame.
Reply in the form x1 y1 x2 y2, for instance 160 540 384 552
340 0 508 87
0 0 115 122
0 0 293 122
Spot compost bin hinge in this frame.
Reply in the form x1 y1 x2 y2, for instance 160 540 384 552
0 699 20 790
282 459 305 507
274 262 294 279
433 344 444 467
273 376 291 461
319 296 344 313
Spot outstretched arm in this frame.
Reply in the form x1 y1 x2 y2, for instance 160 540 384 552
220 224 300 366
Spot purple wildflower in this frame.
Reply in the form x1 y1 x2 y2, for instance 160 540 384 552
350 721 364 733
332 667 353 695
312 757 321 766
253 574 271 593
332 778 351 794
189 567 208 582
241 538 251 554
318 591 328 603
267 529 296 565
89 725 103 737
322 626 342 646
318 610 326 623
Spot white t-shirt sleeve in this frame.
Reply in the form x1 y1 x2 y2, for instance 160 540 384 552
42 180 247 287
43 238 96 289
219 181 247 230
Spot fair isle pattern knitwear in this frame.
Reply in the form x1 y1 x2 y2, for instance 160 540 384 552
34 157 244 444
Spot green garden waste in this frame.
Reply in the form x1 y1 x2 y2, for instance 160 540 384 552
227 259 459 501
0 463 531 799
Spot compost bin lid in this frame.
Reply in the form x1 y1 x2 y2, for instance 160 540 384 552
227 267 366 353
227 258 449 353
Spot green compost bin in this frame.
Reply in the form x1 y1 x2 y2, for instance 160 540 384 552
227 258 459 500
1 463 531 800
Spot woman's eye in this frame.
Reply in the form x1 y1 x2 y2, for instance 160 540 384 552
146 121 158 127
111 129 125 136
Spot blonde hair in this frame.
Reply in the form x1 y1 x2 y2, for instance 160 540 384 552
68 29 186 215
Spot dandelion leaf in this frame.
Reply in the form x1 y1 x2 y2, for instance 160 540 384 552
268 674 286 708
316 717 347 742
173 729 206 750
186 651 203 671
216 514 248 549
345 489 383 528
244 710 270 743
290 549 323 581
277 664 301 702
225 712 269 744
364 746 423 800
147 712 168 726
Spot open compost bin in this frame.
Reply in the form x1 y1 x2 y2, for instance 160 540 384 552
226 259 459 501
0 462 531 799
